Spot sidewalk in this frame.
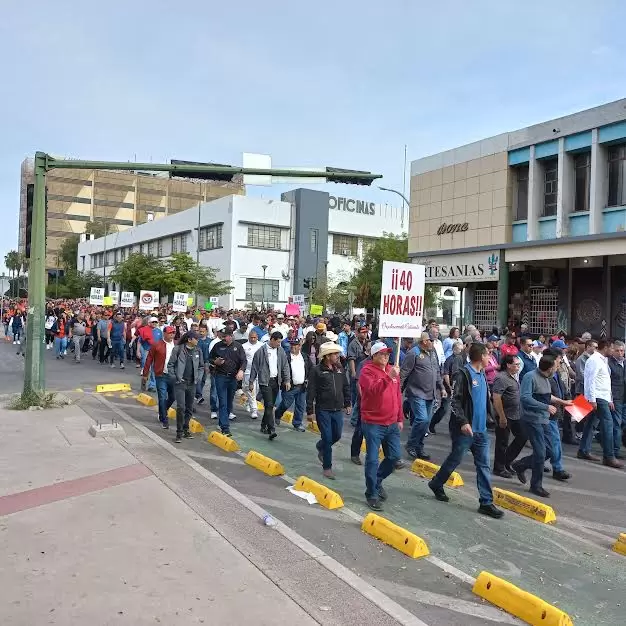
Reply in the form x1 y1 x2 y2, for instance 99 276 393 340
0 405 317 625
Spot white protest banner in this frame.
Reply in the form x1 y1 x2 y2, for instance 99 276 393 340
139 290 160 310
291 294 305 305
172 292 188 313
209 296 219 304
120 291 135 308
89 287 104 306
378 261 425 340
109 291 119 305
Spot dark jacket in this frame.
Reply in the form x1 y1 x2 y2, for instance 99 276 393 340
449 366 494 431
249 344 291 387
167 343 205 384
608 356 625 405
400 345 442 400
209 339 247 377
518 350 537 381
306 361 350 414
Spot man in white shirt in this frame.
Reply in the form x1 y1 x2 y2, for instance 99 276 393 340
273 313 290 340
183 311 194 331
242 330 263 418
429 324 446 368
579 340 624 468
275 337 309 431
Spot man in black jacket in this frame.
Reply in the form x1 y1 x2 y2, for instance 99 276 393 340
428 343 504 519
608 341 625 458
306 342 351 479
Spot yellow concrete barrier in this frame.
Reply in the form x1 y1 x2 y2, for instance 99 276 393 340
361 513 429 559
493 487 556 524
245 451 285 476
188 418 205 434
281 411 294 425
96 383 131 393
307 420 320 434
360 441 385 461
473 571 573 626
167 407 176 419
410 458 464 488
136 393 157 407
613 533 626 556
208 430 240 452
294 476 343 509
257 401 264 411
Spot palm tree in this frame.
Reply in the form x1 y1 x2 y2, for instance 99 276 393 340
4 250 21 297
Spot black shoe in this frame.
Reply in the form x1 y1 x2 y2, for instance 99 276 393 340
183 431 194 439
428 481 449 502
367 498 383 511
269 431 277 441
161 422 169 430
417 453 431 461
175 434 182 443
478 504 504 519
394 460 406 470
529 487 550 498
428 427 436 435
543 466 550 473
317 450 324 464
405 447 418 459
351 456 362 465
260 425 269 434
377 486 388 501
221 430 232 437
493 469 513 479
197 398 205 405
552 470 571 481
511 462 527 484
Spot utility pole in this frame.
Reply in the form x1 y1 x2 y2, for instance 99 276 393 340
195 197 201 307
261 265 268 311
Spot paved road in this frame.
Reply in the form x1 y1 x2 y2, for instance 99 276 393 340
3 339 626 625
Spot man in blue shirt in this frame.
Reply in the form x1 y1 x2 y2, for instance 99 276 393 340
518 336 537 381
428 343 504 518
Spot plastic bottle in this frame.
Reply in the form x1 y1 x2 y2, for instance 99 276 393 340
262 513 277 527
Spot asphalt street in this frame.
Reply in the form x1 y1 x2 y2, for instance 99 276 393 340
3 339 626 626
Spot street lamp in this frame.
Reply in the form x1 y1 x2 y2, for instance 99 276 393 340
378 186 410 229
261 265 268 311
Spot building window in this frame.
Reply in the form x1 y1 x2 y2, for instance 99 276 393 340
147 241 155 257
513 165 529 221
180 234 187 253
247 225 281 249
608 143 626 207
529 287 558 335
332 234 358 256
310 228 318 253
361 237 377 256
574 152 591 212
542 158 558 217
120 247 126 262
199 224 222 250
245 278 279 302
113 249 118 265
106 250 114 266
157 239 163 257
139 243 145 255
171 235 178 254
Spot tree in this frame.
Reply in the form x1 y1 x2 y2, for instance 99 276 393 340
85 221 111 238
350 233 439 310
4 250 22 297
58 234 80 271
45 270 103 299
108 253 165 294
161 253 232 298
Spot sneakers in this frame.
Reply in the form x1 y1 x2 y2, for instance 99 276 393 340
260 425 269 434
12 341 16 345
377 486 388 501
351 456 362 466
229 413 236 421
210 412 218 419
530 487 551 498
250 412 258 419
197 397 205 405
268 431 277 441
577 451 601 462
428 481 449 502
110 363 115 368
417 452 431 461
510 462 527 484
183 431 194 439
394 460 406 470
161 422 169 430
478 504 504 519
405 447 418 459
552 470 571 481
293 425 306 432
174 434 182 443
367 498 383 511
120 363 125 370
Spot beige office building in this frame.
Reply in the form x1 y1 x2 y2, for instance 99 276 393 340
18 158 244 272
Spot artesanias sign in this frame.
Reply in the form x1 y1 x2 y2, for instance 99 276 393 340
413 251 500 284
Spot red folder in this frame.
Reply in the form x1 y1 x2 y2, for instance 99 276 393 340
565 395 594 423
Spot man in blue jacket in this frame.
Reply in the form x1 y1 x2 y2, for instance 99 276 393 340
518 336 537 381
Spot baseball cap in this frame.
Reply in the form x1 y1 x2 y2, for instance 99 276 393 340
222 328 233 336
316 322 326 331
488 334 500 342
532 340 545 348
371 341 392 356
164 325 175 333
277 313 284 319
358 326 368 334
288 337 300 345
186 331 199 340
149 316 159 322
552 339 567 349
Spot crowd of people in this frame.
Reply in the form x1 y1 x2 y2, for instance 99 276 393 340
3 297 625 516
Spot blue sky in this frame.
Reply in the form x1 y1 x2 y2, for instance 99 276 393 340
1 0 625 272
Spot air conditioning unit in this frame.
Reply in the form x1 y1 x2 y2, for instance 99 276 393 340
341 249 350 256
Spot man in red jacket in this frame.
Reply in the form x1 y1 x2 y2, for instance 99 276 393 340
143 326 176 428
359 341 404 511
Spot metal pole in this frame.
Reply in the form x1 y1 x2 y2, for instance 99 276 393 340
378 186 410 230
195 197 201 307
24 152 47 394
102 221 108 296
261 265 268 311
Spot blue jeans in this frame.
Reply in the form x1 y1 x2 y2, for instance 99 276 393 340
350 378 360 426
155 374 175 423
361 421 401 500
215 375 237 433
54 336 67 357
209 373 219 412
611 401 624 457
275 384 306 427
516 421 553 491
315 409 343 470
195 370 207 400
406 397 433 453
110 340 125 365
140 344 155 390
579 399 615 460
547 420 564 472
430 431 493 505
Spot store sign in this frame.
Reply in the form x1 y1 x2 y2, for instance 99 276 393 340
414 251 500 284
437 222 468 235
329 195 375 216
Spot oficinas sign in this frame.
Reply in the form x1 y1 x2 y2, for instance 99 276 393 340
437 222 469 235
329 195 375 216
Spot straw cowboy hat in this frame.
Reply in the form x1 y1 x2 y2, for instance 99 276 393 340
319 342 342 359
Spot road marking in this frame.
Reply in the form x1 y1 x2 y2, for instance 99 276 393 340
95 395 431 626
250 495 347 520
189 450 246 465
367 576 524 624
0 463 152 517
557 516 618 543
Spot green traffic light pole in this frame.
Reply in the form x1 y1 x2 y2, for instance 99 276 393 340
25 152 382 395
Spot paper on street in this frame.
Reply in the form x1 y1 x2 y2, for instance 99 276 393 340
286 485 318 505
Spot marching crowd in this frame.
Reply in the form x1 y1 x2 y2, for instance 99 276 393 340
3 298 625 516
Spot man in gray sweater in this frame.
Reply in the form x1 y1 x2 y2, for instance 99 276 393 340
511 353 571 498
400 332 445 461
